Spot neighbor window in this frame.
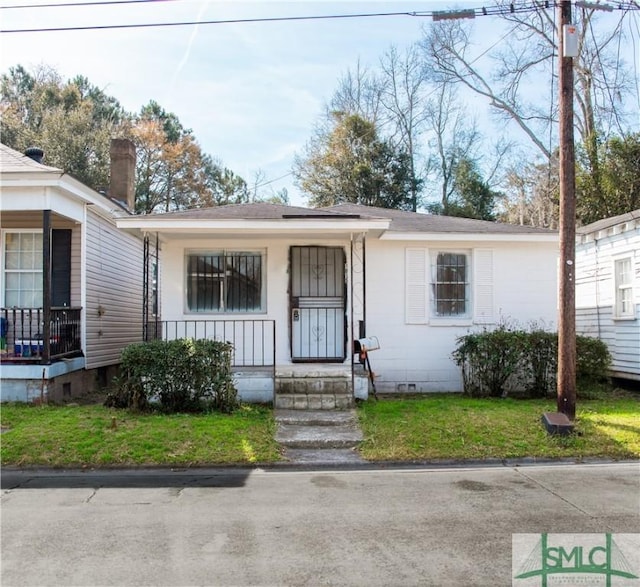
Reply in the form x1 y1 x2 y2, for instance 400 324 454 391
3 231 43 308
187 251 263 312
432 252 469 317
614 257 634 318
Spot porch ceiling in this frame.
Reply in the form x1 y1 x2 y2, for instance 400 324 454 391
0 210 78 229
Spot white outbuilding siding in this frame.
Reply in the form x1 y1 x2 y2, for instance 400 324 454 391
576 211 640 381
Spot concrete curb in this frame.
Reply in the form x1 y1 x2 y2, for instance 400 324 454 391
2 456 637 474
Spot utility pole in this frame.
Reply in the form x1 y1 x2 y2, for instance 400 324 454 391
557 0 577 420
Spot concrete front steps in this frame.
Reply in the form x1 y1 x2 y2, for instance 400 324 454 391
275 409 366 465
274 365 367 410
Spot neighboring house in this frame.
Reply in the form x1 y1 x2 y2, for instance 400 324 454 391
0 140 150 401
576 210 640 382
116 202 559 406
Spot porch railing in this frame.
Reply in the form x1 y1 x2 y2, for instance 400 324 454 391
156 320 276 368
0 307 83 363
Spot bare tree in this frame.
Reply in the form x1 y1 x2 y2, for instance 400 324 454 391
501 156 560 229
329 59 385 125
421 19 553 159
422 2 631 198
424 81 481 214
378 44 429 211
423 4 633 224
422 5 633 158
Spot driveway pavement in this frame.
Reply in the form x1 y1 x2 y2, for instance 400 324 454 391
1 462 639 586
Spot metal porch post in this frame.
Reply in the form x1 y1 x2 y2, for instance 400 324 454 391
42 210 52 364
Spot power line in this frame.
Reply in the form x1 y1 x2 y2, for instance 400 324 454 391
253 172 294 190
1 2 638 34
1 0 177 10
0 10 429 34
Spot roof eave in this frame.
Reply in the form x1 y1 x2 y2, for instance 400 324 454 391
379 231 559 243
115 217 390 233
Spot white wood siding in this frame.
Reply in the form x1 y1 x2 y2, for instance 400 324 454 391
85 210 144 369
576 224 640 380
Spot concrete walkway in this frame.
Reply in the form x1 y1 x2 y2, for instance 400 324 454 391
275 409 367 465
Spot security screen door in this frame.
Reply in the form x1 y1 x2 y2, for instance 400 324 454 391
290 246 346 361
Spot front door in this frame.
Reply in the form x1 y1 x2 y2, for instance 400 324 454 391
290 246 346 361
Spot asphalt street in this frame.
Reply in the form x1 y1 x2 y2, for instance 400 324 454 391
1 462 639 586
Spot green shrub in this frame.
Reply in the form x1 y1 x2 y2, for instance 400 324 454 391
576 335 611 384
453 325 612 398
107 339 238 413
519 329 557 398
452 325 527 397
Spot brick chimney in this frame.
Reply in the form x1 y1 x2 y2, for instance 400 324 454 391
109 138 136 211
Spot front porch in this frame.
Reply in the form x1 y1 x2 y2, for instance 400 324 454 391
155 319 368 407
1 307 83 364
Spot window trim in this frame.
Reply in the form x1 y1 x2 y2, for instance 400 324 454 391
184 248 266 315
613 256 635 320
1 229 44 308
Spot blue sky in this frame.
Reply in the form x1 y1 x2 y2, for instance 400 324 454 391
1 1 638 206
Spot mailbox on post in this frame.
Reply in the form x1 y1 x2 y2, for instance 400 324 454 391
353 336 380 354
353 336 380 399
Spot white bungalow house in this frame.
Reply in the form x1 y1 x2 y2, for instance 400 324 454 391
116 202 559 407
576 210 640 382
0 140 152 401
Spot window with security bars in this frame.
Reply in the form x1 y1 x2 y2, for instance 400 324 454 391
187 251 263 312
3 232 43 308
614 257 634 318
433 252 468 316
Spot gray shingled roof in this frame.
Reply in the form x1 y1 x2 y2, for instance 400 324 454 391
0 143 62 174
141 202 356 220
137 201 557 235
322 203 557 234
577 209 640 234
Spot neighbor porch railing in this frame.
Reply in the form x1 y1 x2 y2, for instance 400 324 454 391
155 319 276 369
0 307 83 364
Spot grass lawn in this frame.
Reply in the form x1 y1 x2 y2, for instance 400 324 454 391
0 404 281 467
357 393 640 461
1 393 639 467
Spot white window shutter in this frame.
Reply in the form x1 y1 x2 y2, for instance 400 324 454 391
406 248 428 324
474 249 494 324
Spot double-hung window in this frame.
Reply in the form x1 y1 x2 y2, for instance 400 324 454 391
187 250 264 313
406 248 483 323
3 231 43 308
432 252 469 317
614 257 634 318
